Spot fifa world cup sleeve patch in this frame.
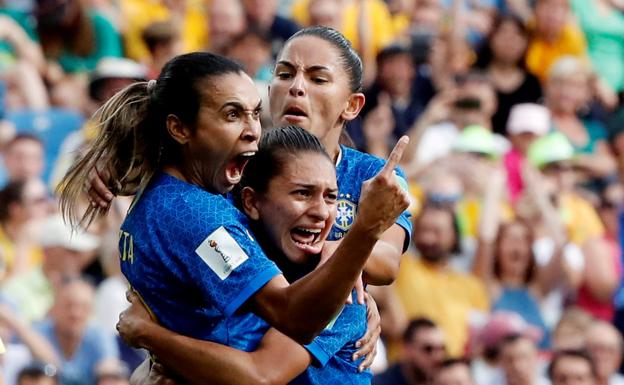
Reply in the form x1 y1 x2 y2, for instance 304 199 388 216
195 226 249 280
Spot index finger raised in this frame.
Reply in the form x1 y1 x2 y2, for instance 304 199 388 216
379 136 409 177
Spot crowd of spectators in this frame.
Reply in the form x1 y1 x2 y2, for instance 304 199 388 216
1 0 624 384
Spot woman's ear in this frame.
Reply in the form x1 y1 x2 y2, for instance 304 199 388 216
166 114 191 145
340 93 365 122
241 186 261 220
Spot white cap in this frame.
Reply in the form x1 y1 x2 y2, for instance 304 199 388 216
506 103 551 136
91 57 147 83
38 215 100 252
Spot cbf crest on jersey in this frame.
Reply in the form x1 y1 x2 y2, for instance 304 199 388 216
335 194 356 232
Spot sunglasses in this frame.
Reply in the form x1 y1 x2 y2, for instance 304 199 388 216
418 343 446 354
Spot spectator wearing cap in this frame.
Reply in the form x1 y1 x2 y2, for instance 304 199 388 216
475 15 543 136
472 312 543 385
584 321 624 385
2 214 100 323
87 58 148 114
391 203 489 358
548 350 597 385
373 318 447 385
34 278 119 385
0 178 51 282
49 57 147 190
527 133 617 321
17 362 59 385
503 103 550 204
498 334 549 385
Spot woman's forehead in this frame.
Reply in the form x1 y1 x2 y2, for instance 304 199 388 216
278 36 342 71
200 72 261 107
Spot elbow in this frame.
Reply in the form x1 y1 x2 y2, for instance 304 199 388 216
275 320 318 345
364 255 401 286
364 268 398 286
289 330 317 345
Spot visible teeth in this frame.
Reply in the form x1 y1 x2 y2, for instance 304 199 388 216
297 228 321 234
239 151 256 157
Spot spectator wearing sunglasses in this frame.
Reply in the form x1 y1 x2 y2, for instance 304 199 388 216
373 318 447 385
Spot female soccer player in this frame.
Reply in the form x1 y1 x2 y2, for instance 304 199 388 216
268 26 412 285
59 52 408 356
114 26 415 385
87 26 413 289
119 125 376 385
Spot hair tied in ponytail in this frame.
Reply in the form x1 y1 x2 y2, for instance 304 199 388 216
147 79 157 94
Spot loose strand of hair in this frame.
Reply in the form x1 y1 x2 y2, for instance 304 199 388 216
58 82 153 229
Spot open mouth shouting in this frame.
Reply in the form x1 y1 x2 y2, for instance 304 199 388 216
225 150 256 186
290 226 324 254
282 105 308 124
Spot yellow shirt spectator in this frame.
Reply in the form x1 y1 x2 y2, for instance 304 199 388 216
0 227 43 281
391 256 490 358
291 0 396 60
559 193 604 245
121 0 208 62
526 23 587 83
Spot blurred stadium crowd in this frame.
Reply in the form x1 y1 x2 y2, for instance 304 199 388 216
1 0 624 385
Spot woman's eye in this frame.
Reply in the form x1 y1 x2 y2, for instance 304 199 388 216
227 111 239 119
294 190 311 197
277 72 292 80
313 78 328 84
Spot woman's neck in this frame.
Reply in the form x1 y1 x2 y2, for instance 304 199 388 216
322 126 344 164
499 271 526 287
249 222 320 283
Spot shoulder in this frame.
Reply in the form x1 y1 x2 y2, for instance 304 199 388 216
138 175 246 232
339 146 386 177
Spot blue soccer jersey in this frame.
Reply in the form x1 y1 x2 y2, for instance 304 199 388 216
120 173 280 351
290 291 371 385
331 146 412 249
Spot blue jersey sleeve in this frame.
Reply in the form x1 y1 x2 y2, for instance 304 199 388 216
393 166 413 251
153 191 281 318
304 296 367 368
361 158 413 251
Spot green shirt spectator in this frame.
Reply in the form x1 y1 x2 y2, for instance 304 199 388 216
571 0 624 92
